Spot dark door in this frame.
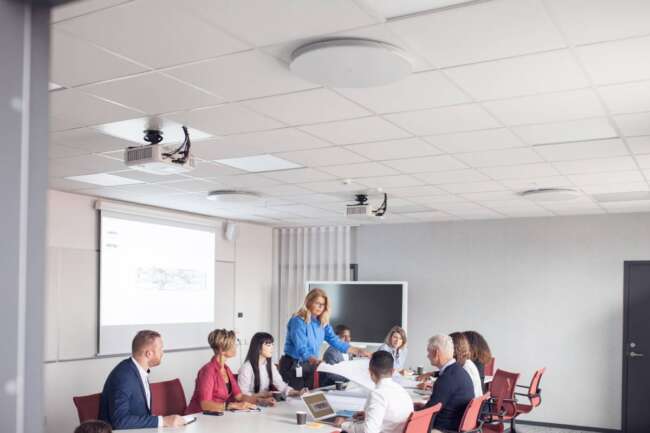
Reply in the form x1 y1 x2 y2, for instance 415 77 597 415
623 262 650 433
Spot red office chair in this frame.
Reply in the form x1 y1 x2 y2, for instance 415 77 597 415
150 379 187 416
484 369 520 432
72 393 102 423
458 393 490 433
509 368 546 431
402 403 442 433
484 357 496 376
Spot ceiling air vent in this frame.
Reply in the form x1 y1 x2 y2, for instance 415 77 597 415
520 188 579 202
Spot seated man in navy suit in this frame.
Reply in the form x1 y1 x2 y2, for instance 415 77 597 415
416 334 474 433
99 330 184 429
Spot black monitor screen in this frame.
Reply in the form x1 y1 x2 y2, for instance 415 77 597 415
308 282 405 343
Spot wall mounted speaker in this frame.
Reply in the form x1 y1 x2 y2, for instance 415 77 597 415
224 222 239 241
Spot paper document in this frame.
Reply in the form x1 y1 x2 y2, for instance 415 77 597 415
317 359 374 390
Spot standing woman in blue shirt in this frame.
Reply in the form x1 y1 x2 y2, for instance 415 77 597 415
279 288 370 389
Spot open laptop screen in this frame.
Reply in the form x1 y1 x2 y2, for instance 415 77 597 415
303 392 335 420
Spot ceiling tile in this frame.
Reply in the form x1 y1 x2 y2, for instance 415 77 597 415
51 0 131 22
635 154 650 169
627 136 650 154
387 0 564 67
299 117 411 145
546 0 650 45
50 89 141 130
55 0 249 68
184 0 379 46
384 104 500 136
49 154 127 177
398 211 454 221
445 50 588 100
276 147 368 167
415 169 490 184
614 112 650 137
299 180 366 194
424 128 523 153
410 194 468 205
215 155 301 172
51 128 132 153
483 89 605 126
51 28 146 87
500 176 573 190
598 81 650 114
109 170 188 183
346 138 441 160
82 73 223 114
165 104 283 136
217 174 282 189
568 170 645 186
383 185 446 197
513 117 617 145
355 175 424 189
535 138 629 162
479 162 560 180
244 89 370 126
318 162 398 179
48 177 95 191
382 155 467 173
454 148 543 168
49 143 91 159
601 200 650 213
553 156 638 174
262 168 335 184
157 179 220 192
191 129 329 160
334 70 469 113
254 184 314 196
165 50 317 101
463 192 528 203
439 181 506 194
185 161 243 178
577 35 650 85
112 182 179 195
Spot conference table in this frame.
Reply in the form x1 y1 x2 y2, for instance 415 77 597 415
118 380 429 433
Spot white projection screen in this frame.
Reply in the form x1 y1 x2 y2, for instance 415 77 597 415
99 210 216 355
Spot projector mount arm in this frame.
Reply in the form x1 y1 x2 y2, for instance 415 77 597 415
161 126 192 164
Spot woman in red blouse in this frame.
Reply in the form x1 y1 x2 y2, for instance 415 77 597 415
187 329 257 413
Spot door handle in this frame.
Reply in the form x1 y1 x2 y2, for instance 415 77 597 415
630 351 645 358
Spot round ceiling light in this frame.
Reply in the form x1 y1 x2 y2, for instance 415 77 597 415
290 38 413 88
206 190 261 204
520 188 580 202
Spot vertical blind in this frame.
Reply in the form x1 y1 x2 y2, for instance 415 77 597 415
272 226 352 350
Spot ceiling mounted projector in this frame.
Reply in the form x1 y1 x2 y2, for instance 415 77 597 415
206 190 261 204
520 188 580 202
290 38 413 88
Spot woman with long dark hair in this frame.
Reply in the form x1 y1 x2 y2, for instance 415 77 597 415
238 332 305 401
463 330 492 384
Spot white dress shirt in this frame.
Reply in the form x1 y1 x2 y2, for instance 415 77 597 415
463 359 483 398
237 359 291 395
131 358 163 426
341 377 413 433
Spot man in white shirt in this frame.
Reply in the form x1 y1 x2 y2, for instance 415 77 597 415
336 351 413 433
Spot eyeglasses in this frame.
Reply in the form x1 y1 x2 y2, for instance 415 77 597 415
312 302 326 308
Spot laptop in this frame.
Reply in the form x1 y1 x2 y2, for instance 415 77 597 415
301 391 354 426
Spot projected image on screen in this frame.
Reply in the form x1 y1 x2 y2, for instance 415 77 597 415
100 215 215 327
309 282 405 343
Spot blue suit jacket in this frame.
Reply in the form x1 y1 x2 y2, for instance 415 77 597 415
424 361 474 431
99 358 159 429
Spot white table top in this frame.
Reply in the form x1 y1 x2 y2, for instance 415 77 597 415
117 383 429 433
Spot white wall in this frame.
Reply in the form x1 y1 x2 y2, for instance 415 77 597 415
354 213 650 431
44 190 273 433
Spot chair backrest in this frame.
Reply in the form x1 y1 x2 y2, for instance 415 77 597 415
459 393 490 432
489 369 519 416
484 357 495 376
72 393 102 423
402 403 442 433
150 379 187 416
528 368 546 407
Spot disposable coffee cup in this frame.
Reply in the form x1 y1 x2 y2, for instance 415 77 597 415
416 366 424 375
335 381 344 391
296 411 307 425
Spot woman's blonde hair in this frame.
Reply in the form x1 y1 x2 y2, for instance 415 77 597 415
384 326 407 350
450 332 470 366
208 329 236 354
295 288 330 327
